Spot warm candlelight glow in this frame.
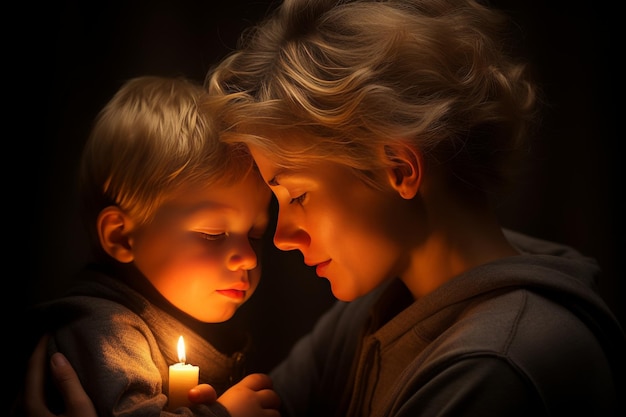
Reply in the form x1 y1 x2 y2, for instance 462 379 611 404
177 335 186 363
168 335 199 410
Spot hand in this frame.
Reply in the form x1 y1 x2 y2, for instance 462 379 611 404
24 336 279 417
189 383 218 403
24 335 98 417
216 373 281 417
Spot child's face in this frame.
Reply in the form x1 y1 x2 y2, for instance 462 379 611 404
128 171 271 322
249 146 413 302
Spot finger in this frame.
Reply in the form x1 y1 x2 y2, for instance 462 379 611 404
258 388 281 409
238 373 274 390
188 383 218 404
23 335 53 417
50 352 98 417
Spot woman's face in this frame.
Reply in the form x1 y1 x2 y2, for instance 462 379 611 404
249 145 414 301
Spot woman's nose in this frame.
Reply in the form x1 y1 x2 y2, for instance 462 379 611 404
273 214 310 252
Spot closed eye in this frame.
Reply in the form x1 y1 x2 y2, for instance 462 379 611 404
198 232 226 241
289 193 307 205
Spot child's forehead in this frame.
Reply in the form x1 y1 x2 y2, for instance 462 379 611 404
151 179 270 223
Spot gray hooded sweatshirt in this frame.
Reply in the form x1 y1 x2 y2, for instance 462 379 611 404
270 229 625 417
20 265 248 417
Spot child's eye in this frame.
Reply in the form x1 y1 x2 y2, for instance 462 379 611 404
289 193 307 205
198 232 226 241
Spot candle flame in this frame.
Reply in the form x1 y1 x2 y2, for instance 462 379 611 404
177 335 186 364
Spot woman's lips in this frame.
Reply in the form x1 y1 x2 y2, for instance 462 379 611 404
315 260 331 277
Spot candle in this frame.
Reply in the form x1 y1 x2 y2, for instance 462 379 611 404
168 335 199 410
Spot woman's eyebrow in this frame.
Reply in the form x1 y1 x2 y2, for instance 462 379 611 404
268 170 289 186
268 168 298 186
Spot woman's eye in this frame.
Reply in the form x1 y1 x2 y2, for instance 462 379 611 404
289 193 307 205
199 232 226 241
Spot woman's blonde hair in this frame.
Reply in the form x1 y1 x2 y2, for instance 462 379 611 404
80 76 253 256
206 0 539 197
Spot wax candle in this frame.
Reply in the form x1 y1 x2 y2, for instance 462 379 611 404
168 335 199 410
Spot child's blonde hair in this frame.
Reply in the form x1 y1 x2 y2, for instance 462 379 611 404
80 76 254 259
206 0 539 200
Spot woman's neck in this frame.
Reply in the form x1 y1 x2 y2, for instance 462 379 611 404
400 186 518 299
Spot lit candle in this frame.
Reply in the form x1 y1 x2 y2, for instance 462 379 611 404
168 335 199 410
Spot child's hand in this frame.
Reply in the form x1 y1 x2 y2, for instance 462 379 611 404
217 373 281 417
188 383 218 403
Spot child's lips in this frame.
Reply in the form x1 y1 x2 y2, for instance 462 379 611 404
216 289 246 299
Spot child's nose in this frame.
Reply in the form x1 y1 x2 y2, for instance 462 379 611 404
228 239 258 271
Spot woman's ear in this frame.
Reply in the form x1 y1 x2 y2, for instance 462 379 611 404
384 143 423 199
97 206 135 263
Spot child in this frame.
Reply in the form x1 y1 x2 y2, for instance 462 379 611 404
14 75 279 417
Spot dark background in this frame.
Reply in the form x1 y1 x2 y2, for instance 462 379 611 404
20 0 622 379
